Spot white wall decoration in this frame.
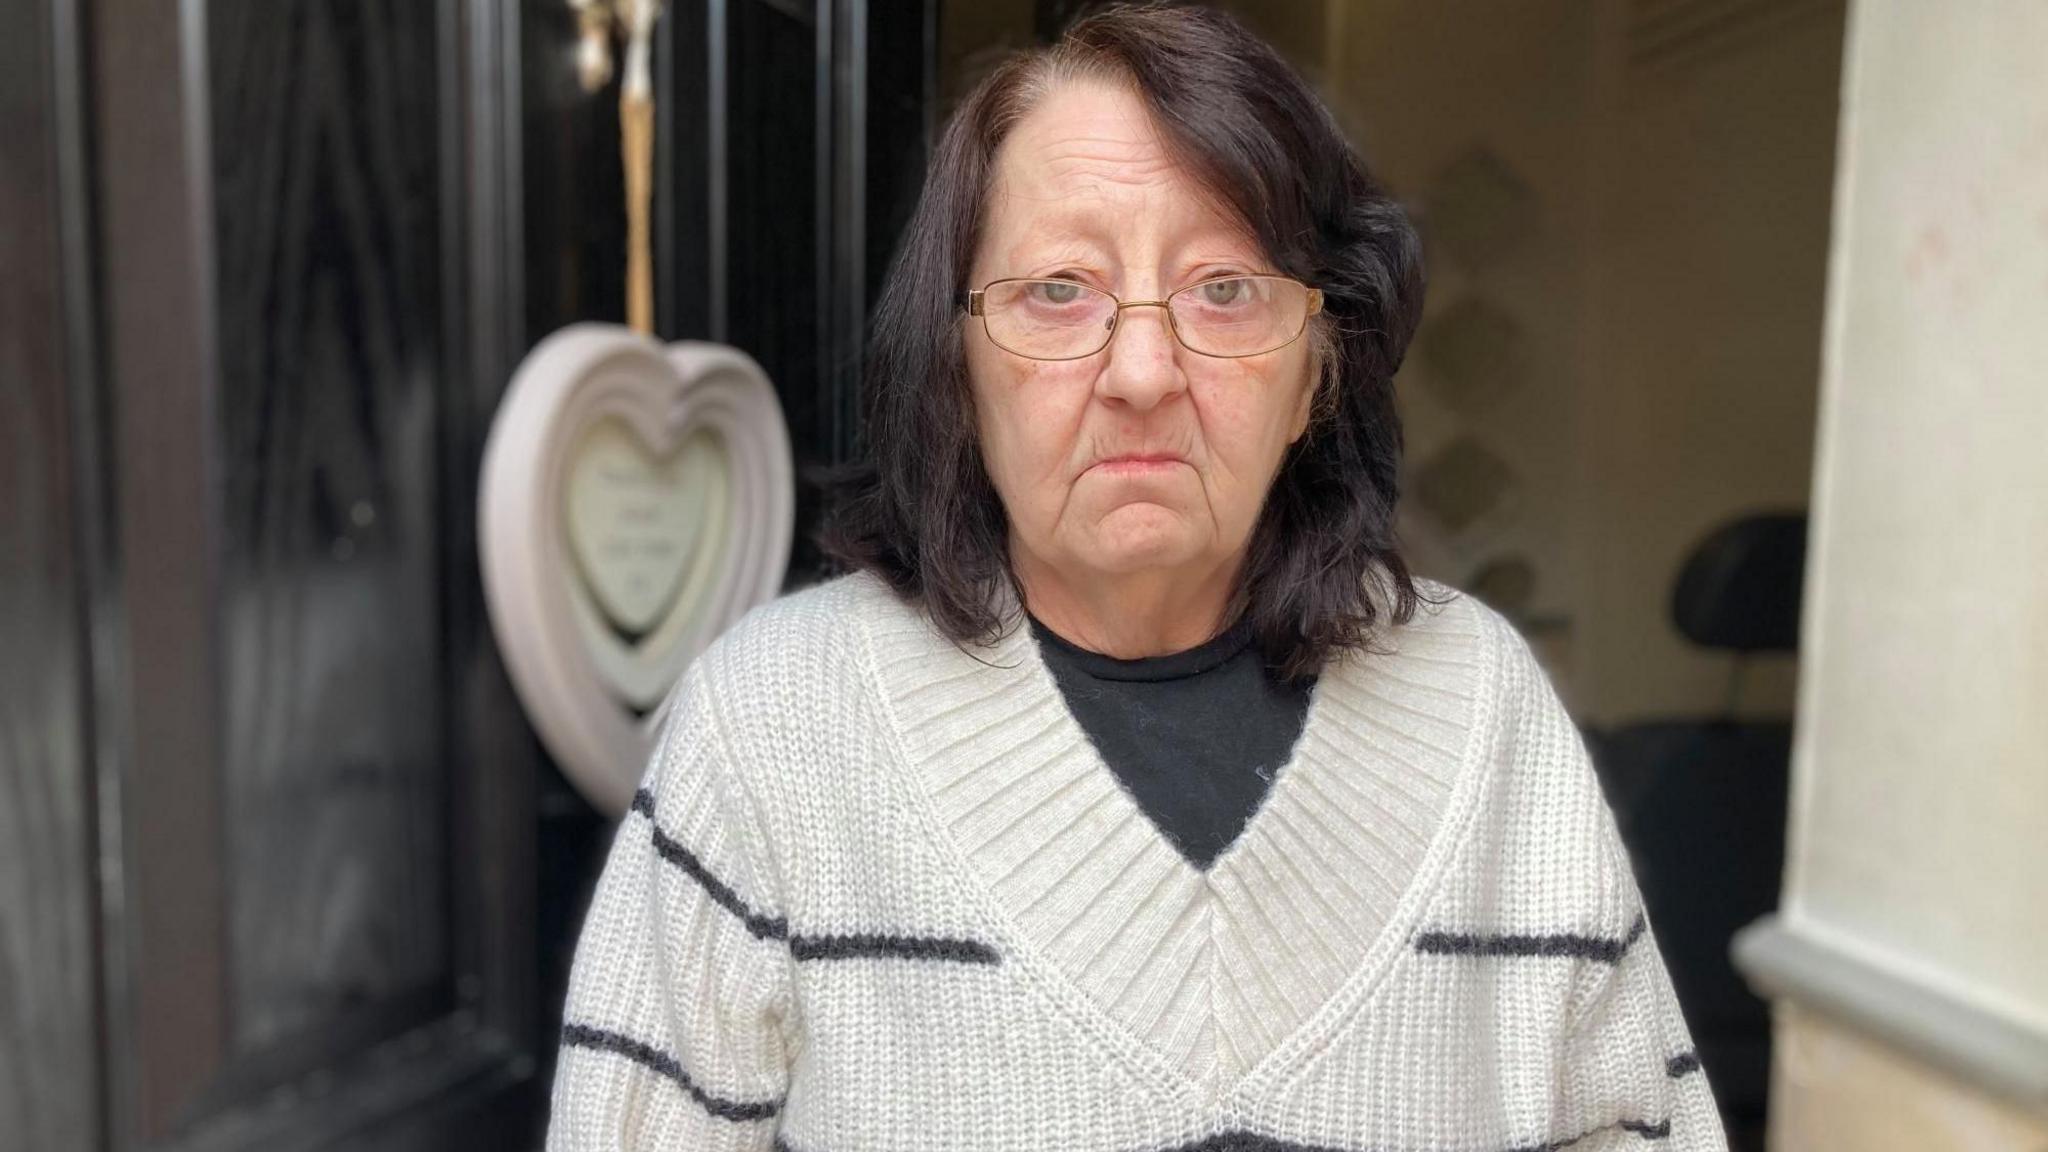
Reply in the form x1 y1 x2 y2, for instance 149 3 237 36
479 323 793 816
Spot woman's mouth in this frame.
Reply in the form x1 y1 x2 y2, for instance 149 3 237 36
1093 454 1184 474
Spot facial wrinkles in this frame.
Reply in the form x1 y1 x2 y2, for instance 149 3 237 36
1003 161 1228 289
1001 92 1196 262
996 193 1254 503
987 86 1260 277
1038 137 1179 201
970 81 1310 567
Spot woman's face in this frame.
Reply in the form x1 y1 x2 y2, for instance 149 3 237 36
965 79 1316 587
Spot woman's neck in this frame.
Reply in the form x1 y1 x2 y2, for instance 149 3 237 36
1008 546 1242 659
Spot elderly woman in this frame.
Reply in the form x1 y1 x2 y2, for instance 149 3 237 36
548 6 1724 1151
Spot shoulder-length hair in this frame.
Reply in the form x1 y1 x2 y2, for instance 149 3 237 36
816 1 1429 683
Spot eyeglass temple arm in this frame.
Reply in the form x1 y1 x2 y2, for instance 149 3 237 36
966 289 985 316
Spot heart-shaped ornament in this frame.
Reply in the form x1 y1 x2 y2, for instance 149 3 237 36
479 325 793 816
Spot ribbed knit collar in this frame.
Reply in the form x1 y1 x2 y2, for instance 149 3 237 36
852 569 1496 1113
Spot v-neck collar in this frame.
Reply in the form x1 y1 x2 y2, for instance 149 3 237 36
852 570 1499 1113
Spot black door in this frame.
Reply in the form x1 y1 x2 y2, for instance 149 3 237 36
1 1 933 1148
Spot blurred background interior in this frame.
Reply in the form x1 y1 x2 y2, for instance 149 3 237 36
5 1 2044 1149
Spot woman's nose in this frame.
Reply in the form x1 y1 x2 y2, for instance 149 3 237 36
1096 304 1186 410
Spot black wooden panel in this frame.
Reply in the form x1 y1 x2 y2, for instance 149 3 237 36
658 0 713 339
830 0 936 475
206 0 454 1071
521 0 630 335
727 0 825 579
89 0 234 1130
863 0 935 307
0 1 98 1147
74 0 542 1145
443 11 549 1141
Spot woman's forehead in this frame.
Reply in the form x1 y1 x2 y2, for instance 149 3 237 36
1005 84 1172 180
985 81 1257 263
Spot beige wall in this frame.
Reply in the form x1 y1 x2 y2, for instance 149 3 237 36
1756 0 2048 1143
1783 0 2048 1017
1321 0 1602 701
1574 1 1842 725
1317 1 1841 724
1770 1005 2048 1149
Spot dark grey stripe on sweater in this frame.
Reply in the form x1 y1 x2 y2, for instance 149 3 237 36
1413 911 1649 965
634 790 793 939
631 788 1000 965
560 1022 782 1122
1501 1116 1674 1151
776 1118 1672 1152
790 932 999 964
1666 1049 1702 1078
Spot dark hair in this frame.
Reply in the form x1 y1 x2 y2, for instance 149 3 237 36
816 2 1430 682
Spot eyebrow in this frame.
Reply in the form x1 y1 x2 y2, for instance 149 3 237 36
1000 213 1110 258
998 222 1264 272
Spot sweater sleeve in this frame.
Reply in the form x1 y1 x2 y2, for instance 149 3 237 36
1557 728 1729 1150
546 657 794 1151
1557 842 1729 1150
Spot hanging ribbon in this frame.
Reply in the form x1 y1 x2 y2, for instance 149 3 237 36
569 0 664 335
621 0 661 335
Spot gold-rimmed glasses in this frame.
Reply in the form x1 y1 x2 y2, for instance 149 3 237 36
965 274 1323 361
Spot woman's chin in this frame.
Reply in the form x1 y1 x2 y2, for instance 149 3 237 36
1080 512 1205 574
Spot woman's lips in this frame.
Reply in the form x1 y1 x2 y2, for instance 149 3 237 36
1092 455 1184 474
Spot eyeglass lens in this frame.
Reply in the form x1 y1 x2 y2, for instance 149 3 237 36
979 276 1311 360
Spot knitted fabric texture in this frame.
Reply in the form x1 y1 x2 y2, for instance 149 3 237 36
546 568 1727 1151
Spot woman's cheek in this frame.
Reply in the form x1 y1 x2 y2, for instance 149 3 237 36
976 373 1067 538
1189 382 1259 483
1010 362 1088 470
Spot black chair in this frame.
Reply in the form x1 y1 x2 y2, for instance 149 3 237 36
1582 513 1806 1141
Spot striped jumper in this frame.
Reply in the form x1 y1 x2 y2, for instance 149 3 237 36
546 567 1727 1151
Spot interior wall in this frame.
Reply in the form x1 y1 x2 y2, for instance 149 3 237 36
1770 1005 2048 1150
1782 0 2048 1015
1319 0 1600 702
1762 2 2048 1140
1302 1 1842 723
1574 0 1843 726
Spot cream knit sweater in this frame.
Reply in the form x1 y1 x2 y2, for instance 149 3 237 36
546 568 1727 1152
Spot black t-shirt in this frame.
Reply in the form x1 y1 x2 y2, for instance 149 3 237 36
1024 608 1317 871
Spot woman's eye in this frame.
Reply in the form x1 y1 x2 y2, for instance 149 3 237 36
1031 280 1084 305
1200 278 1249 305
